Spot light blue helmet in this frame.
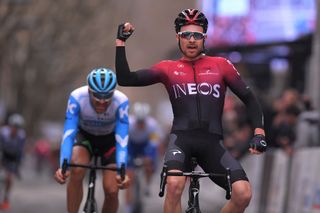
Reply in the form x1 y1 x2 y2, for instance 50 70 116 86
87 68 117 99
133 102 150 121
8 113 25 128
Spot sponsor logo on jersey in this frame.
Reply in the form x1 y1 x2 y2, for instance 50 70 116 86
198 68 218 76
116 134 128 147
62 129 75 142
171 149 182 156
119 105 129 119
172 83 221 99
173 71 186 76
67 101 77 114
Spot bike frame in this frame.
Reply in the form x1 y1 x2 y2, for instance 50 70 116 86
82 156 98 213
159 158 232 213
62 157 125 213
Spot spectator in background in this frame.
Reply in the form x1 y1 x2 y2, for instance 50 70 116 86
227 123 252 159
33 138 51 175
269 89 301 148
222 94 253 159
273 105 300 155
0 113 26 210
267 88 304 155
294 96 320 149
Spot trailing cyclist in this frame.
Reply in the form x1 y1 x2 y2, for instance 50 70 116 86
0 113 26 210
115 9 267 213
125 102 163 213
54 68 130 213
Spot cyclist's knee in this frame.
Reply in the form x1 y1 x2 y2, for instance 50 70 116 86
104 188 119 199
69 168 86 181
103 181 119 196
166 177 185 197
231 181 252 208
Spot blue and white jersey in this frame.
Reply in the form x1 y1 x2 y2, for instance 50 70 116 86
60 86 129 168
129 116 162 145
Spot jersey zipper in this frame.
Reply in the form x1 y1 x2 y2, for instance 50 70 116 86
191 62 202 126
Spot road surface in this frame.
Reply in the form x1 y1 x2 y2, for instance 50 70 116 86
1 154 226 213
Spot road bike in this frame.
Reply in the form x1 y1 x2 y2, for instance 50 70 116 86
62 156 125 213
130 157 145 213
159 157 232 213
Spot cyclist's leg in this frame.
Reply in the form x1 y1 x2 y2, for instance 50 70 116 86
124 143 137 213
143 142 157 195
163 131 192 213
99 137 118 213
0 157 19 209
124 168 135 213
196 133 251 213
220 180 251 213
1 170 13 209
102 166 119 213
67 146 91 213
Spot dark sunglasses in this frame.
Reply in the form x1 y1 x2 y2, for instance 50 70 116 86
90 91 113 102
178 31 206 40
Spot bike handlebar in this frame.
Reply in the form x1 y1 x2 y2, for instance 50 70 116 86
159 165 168 197
61 158 126 180
225 168 232 200
62 159 68 175
158 164 232 200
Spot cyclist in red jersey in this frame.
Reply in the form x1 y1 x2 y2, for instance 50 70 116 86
115 9 267 213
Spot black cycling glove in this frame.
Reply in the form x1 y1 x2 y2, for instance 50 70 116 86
117 23 134 42
249 134 267 152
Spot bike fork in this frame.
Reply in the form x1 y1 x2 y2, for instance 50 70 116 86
186 178 201 213
83 168 97 213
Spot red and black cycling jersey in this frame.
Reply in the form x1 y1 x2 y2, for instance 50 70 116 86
116 46 264 136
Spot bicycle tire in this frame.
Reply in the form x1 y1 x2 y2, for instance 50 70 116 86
132 201 143 213
83 199 98 213
185 207 201 213
132 176 143 213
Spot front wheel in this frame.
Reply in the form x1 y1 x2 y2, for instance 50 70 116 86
83 199 98 213
185 207 201 213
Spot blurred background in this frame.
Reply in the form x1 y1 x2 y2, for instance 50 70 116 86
0 0 319 212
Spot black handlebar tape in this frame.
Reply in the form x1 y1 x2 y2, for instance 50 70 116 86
120 163 125 181
159 165 168 197
225 168 232 200
62 159 68 175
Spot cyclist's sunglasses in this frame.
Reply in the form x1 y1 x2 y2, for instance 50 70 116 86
90 91 113 102
178 31 206 40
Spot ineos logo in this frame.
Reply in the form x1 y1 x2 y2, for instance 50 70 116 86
172 83 221 99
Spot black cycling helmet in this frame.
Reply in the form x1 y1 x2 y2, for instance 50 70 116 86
174 9 208 33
